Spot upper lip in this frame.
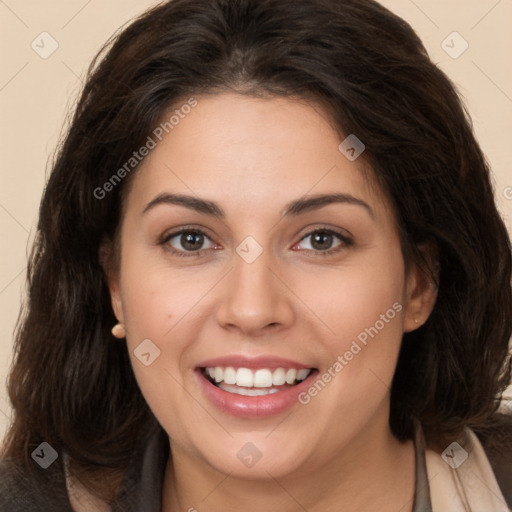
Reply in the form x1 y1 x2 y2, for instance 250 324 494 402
196 355 314 370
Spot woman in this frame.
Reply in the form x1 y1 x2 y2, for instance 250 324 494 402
1 0 511 510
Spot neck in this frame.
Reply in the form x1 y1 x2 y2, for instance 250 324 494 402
161 416 416 512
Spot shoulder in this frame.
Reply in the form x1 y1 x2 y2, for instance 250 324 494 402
0 457 73 512
0 458 43 511
474 412 512 507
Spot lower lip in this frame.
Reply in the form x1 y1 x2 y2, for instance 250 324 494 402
195 369 318 419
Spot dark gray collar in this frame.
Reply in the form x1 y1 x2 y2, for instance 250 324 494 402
412 419 433 512
112 422 169 512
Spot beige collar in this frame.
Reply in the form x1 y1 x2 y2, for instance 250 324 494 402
425 427 509 511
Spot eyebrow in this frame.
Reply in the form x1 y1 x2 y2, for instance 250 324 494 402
143 192 374 219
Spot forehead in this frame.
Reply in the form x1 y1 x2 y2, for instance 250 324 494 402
123 93 390 222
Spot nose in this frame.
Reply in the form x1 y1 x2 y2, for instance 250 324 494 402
215 245 295 337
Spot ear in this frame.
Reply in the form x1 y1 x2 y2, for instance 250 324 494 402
402 240 439 333
99 238 124 324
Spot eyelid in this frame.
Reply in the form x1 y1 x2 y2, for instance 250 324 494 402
159 226 218 257
295 224 353 244
292 227 353 255
159 225 353 258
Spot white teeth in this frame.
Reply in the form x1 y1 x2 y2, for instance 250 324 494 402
254 369 273 387
236 368 254 387
272 368 286 386
223 367 237 385
297 369 310 381
285 369 297 384
203 366 312 389
218 383 290 396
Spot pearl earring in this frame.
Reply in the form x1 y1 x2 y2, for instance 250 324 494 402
414 316 419 325
111 323 126 338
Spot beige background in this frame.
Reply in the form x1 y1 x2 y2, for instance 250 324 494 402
1 0 511 439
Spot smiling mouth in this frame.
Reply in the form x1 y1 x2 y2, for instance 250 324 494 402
201 366 315 396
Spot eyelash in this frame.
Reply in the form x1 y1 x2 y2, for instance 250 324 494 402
159 226 353 259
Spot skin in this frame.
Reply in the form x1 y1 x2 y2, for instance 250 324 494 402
106 93 438 512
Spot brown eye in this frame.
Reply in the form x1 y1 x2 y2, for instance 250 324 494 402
161 229 216 257
295 228 352 255
179 231 206 251
310 231 336 250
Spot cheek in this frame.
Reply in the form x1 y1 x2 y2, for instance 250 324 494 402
118 238 210 342
302 245 406 406
115 243 223 420
117 257 203 435
308 249 405 348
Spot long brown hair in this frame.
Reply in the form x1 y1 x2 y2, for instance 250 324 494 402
3 0 511 504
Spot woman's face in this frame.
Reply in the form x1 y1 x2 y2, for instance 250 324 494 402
108 93 432 479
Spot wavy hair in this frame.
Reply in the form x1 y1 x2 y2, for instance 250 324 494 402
2 0 511 503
